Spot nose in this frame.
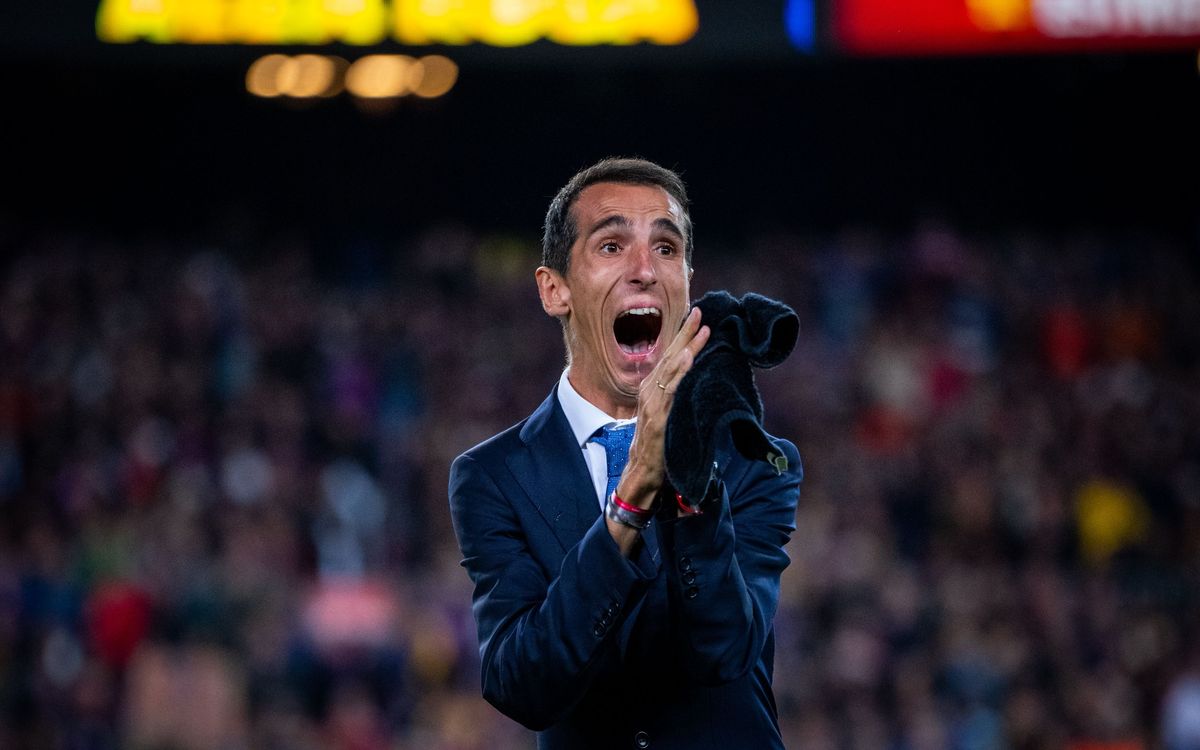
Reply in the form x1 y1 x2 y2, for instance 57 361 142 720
627 242 658 287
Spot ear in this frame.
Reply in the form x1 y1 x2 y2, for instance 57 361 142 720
535 266 571 318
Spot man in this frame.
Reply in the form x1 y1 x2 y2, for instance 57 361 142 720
449 158 802 749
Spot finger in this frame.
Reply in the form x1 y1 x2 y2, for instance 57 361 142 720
657 325 707 390
655 312 703 379
659 322 709 382
677 307 702 346
684 324 709 358
645 367 681 401
641 310 703 400
662 307 702 357
673 305 701 334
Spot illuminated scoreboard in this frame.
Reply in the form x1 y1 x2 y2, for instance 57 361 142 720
85 0 1200 58
95 0 699 46
826 0 1200 54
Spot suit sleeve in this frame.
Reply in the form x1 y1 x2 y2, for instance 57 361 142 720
448 452 657 730
658 438 801 685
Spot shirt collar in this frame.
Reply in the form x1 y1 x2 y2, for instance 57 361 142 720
556 368 634 448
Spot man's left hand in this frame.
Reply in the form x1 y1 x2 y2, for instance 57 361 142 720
617 306 709 511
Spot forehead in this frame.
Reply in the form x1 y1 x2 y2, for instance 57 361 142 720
571 182 684 230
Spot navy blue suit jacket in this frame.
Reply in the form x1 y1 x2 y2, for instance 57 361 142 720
448 385 802 749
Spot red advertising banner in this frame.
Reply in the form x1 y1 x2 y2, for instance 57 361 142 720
832 0 1200 54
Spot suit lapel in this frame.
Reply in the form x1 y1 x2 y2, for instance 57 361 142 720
507 387 600 552
505 386 662 565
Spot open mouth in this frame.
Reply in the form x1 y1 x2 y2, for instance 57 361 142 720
613 307 662 356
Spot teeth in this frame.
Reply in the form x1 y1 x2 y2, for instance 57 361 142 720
621 307 661 317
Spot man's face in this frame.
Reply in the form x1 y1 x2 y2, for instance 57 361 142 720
537 181 692 415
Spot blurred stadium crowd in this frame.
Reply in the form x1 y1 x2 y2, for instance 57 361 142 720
0 221 1198 750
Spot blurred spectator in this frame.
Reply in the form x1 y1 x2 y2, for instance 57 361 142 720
1163 657 1200 750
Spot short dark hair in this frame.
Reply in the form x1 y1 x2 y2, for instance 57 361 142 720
541 157 693 275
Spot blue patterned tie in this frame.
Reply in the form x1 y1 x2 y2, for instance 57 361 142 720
589 423 636 500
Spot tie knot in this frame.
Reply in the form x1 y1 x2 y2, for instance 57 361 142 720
592 422 635 451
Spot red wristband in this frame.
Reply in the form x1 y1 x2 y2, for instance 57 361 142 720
675 492 703 515
611 492 653 518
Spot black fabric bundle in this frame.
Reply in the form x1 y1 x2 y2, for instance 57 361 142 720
664 291 799 502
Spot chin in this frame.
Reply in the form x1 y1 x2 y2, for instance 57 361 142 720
605 368 643 399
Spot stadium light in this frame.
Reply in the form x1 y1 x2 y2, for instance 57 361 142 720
246 53 453 101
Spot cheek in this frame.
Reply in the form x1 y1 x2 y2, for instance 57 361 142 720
669 278 689 304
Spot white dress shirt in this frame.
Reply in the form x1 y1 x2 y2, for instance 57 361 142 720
556 369 636 509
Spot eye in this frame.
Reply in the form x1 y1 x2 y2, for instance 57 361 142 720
600 241 620 254
655 244 677 256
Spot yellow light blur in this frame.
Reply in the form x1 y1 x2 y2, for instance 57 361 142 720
410 55 458 98
168 0 227 43
314 0 389 45
247 54 348 98
289 54 338 97
229 0 291 43
246 53 292 97
99 0 698 45
345 55 415 98
392 0 471 44
96 0 170 43
471 0 546 47
100 0 389 44
319 56 349 97
391 0 699 46
548 0 699 45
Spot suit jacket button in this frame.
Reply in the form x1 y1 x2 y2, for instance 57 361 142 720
684 586 699 600
679 557 693 573
634 730 650 748
681 570 696 585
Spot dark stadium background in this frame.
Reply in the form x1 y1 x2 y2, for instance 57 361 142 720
2 1 1198 240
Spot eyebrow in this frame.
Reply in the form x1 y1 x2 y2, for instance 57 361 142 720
653 217 686 243
585 215 686 243
585 214 629 238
